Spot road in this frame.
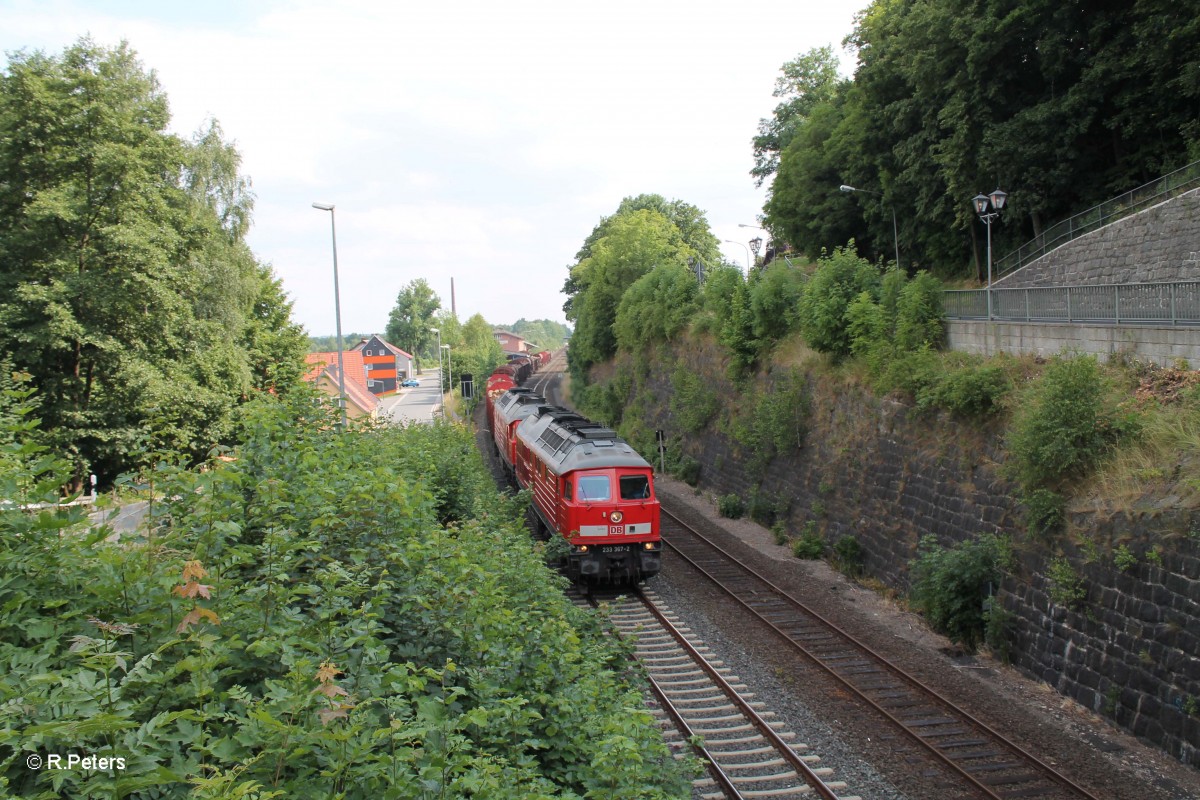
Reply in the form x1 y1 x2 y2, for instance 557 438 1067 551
379 371 444 424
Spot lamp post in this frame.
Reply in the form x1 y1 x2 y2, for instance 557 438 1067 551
722 240 750 276
972 188 1008 320
430 327 443 403
749 236 763 267
311 202 347 428
839 184 900 270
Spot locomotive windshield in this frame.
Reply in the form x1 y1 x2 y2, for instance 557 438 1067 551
619 474 651 500
576 475 611 502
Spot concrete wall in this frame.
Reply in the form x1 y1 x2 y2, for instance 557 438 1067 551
635 346 1200 766
946 319 1200 367
994 189 1200 289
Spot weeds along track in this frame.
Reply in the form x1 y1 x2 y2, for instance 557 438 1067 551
659 508 1105 800
570 585 858 800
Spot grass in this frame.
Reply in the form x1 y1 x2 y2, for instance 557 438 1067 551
1083 400 1200 510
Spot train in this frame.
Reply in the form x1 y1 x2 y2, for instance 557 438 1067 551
485 358 661 583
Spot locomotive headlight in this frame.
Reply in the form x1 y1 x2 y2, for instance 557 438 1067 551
610 511 624 523
644 542 658 551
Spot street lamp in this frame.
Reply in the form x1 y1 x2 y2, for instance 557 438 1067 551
839 184 900 270
722 240 750 276
972 187 1008 320
312 202 347 428
430 327 443 403
749 236 763 266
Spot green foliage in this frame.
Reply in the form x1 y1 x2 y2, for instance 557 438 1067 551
763 1 1200 274
727 370 810 476
770 520 789 545
385 278 442 361
1046 556 1088 609
792 525 824 559
798 246 881 358
0 391 691 798
832 535 864 577
615 263 700 350
1113 544 1138 572
909 534 1012 652
747 491 786 527
717 493 745 519
670 365 719 434
718 279 758 378
1023 488 1066 538
916 361 1011 417
674 455 701 487
983 596 1015 663
1008 356 1138 490
565 208 697 382
846 290 885 358
748 260 806 347
0 39 307 486
894 271 944 351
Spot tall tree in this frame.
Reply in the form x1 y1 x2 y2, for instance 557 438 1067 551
751 45 843 187
385 278 441 360
0 38 303 485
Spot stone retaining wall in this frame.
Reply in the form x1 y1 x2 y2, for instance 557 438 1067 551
994 188 1200 289
636 348 1200 765
945 319 1200 368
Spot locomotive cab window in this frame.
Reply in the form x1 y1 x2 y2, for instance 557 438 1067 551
562 479 572 500
619 474 651 500
576 475 611 502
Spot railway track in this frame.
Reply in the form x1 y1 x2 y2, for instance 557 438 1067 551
571 586 859 800
659 508 1105 800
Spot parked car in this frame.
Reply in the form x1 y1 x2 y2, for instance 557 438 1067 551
401 379 420 388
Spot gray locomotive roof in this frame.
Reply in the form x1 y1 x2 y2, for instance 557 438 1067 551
516 405 651 473
494 388 547 427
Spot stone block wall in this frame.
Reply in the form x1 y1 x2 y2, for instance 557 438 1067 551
994 189 1200 289
636 347 1200 765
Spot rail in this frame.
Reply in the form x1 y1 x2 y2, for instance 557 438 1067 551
994 160 1200 279
944 280 1200 325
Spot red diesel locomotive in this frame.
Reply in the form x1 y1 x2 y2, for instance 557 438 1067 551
490 387 661 582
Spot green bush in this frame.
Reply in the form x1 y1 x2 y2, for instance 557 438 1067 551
670 364 720 433
792 525 825 559
832 535 864 577
1008 355 1139 490
1046 556 1087 609
1023 488 1066 537
1113 544 1138 572
894 270 944 351
771 520 789 545
0 390 692 799
917 362 1011 417
909 534 1012 651
717 493 745 519
747 490 778 526
675 455 702 486
983 596 1015 663
798 245 880 359
846 290 886 357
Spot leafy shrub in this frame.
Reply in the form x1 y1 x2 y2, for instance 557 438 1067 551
675 455 701 486
747 490 777 526
1023 488 1066 537
894 270 944 351
0 390 692 798
670 365 720 433
728 370 810 476
1046 556 1087 609
909 534 1012 651
717 493 745 519
846 290 886 357
771 520 789 545
798 245 881 358
750 260 806 345
1008 355 1139 490
792 526 824 559
917 362 1011 417
1113 544 1138 572
832 535 864 577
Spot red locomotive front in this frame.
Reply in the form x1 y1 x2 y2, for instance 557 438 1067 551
515 406 661 582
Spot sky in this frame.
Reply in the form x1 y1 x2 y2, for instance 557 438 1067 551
0 0 868 336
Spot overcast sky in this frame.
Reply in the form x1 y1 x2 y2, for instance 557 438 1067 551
1 0 867 336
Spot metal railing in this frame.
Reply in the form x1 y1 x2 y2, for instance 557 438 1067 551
993 160 1200 280
944 280 1200 326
